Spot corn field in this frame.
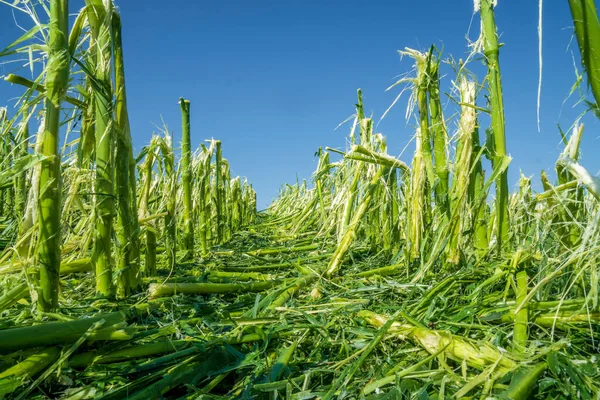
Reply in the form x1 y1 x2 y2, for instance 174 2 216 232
0 0 600 398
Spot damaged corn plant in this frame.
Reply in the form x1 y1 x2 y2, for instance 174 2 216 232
1 0 600 398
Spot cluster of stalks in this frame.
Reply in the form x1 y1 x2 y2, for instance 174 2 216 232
0 0 600 398
0 0 256 309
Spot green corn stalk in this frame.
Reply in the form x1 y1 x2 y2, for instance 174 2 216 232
0 114 14 218
148 280 281 299
77 77 95 169
360 310 517 373
36 0 70 311
388 167 400 250
315 148 329 223
0 283 29 313
127 141 141 283
86 0 115 298
0 108 6 218
158 134 176 269
448 77 487 262
0 347 60 380
364 133 384 249
472 206 490 258
179 98 194 258
368 133 386 250
0 312 125 352
407 127 427 262
197 142 214 255
15 109 30 218
113 10 138 296
569 0 600 108
244 182 256 225
0 347 61 396
478 0 510 253
16 118 45 260
410 49 435 190
555 123 584 248
428 52 450 218
220 159 231 241
447 79 474 263
68 340 189 368
339 91 368 242
356 89 367 144
513 270 529 352
514 174 536 243
230 177 242 232
469 123 488 254
241 179 249 225
339 161 364 242
500 362 547 400
139 139 157 276
204 147 215 247
214 140 223 243
326 166 384 277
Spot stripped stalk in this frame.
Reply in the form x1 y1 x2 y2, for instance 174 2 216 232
408 127 427 261
215 140 223 243
113 10 138 295
86 0 115 297
428 51 450 218
148 280 281 299
479 0 510 253
15 109 29 218
139 140 156 276
179 98 194 258
326 167 384 277
37 0 70 311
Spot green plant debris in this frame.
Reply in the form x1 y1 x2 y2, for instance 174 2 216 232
0 0 599 398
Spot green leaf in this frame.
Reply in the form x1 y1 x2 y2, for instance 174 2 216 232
0 154 46 190
547 352 561 376
0 25 42 57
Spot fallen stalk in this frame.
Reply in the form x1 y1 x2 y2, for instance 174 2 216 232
148 280 284 299
0 312 125 352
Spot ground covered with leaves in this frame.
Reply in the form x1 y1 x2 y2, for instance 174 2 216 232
0 213 598 399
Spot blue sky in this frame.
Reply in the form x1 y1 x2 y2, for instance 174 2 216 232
1 0 598 209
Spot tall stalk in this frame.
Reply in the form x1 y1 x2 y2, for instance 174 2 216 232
470 123 488 255
159 134 177 269
113 10 138 295
447 78 476 263
339 91 366 241
139 139 156 276
179 98 194 258
17 117 45 260
77 77 95 169
315 149 330 223
221 159 231 241
37 0 70 311
479 0 509 253
408 127 426 262
86 0 115 297
414 51 435 190
428 54 450 218
198 143 213 256
15 109 29 218
214 140 223 244
0 108 6 219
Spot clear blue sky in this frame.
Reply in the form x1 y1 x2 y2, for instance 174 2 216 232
1 1 599 209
